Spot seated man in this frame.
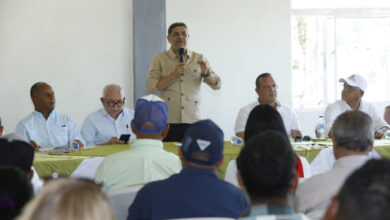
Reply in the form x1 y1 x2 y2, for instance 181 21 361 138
325 74 389 138
128 119 249 220
235 73 302 140
94 94 181 190
237 131 308 219
0 166 34 220
294 110 373 215
81 84 135 146
15 82 83 149
0 133 43 194
322 159 390 220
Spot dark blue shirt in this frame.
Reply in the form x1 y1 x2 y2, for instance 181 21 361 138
127 167 250 220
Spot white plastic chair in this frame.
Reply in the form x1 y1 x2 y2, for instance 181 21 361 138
108 185 143 220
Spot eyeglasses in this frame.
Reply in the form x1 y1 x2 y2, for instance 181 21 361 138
105 99 125 107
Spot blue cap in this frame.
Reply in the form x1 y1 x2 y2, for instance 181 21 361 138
133 94 168 133
181 119 224 166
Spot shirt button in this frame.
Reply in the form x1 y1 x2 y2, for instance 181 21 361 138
180 79 183 82
181 93 184 96
181 106 184 109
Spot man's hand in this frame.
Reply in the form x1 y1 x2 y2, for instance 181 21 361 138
30 140 41 151
198 59 210 76
73 139 84 149
171 63 185 78
375 131 385 139
103 137 124 145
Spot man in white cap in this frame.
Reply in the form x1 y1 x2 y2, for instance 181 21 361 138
94 94 181 190
324 74 389 138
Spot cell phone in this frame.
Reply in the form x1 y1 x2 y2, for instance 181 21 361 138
119 134 131 144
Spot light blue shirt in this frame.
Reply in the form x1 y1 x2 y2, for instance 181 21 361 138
81 108 135 146
15 110 83 148
240 204 308 220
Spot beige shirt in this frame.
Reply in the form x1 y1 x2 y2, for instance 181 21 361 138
294 155 369 214
146 48 221 124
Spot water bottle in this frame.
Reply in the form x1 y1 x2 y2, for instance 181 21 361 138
230 136 243 145
315 116 326 139
71 141 79 151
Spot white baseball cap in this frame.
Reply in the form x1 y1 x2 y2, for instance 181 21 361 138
339 74 367 92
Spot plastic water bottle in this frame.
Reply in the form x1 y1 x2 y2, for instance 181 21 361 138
71 141 79 151
315 116 326 139
230 136 243 145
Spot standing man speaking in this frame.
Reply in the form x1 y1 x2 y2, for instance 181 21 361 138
146 22 221 142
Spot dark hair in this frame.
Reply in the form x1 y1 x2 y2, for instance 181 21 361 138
244 104 287 143
0 139 34 173
331 110 374 152
30 82 48 98
0 166 33 220
335 159 390 220
255 72 272 88
168 22 187 35
237 131 296 201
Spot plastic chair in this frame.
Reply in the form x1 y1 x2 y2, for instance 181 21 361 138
108 185 143 220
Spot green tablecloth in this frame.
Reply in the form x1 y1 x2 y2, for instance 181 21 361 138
33 139 390 179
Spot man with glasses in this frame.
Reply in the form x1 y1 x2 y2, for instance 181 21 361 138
15 82 84 150
324 74 389 138
146 22 221 142
234 73 302 139
81 84 135 146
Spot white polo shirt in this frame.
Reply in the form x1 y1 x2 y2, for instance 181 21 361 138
234 100 301 138
324 99 389 135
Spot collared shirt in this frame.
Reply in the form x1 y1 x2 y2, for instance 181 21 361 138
324 99 389 135
15 110 83 148
234 100 302 138
294 155 369 214
146 48 221 124
128 167 249 220
240 204 309 220
81 108 135 146
94 139 181 190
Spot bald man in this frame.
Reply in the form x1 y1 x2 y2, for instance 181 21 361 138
15 82 84 150
81 84 135 146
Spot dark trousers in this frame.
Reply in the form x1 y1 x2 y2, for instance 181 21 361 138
163 123 190 142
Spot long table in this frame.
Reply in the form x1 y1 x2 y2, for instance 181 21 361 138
33 139 390 179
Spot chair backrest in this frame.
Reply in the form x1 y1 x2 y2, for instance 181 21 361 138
384 105 390 125
108 185 143 220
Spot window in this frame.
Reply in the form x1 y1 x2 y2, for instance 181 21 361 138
291 2 390 108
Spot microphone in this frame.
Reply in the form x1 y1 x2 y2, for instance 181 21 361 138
179 48 185 62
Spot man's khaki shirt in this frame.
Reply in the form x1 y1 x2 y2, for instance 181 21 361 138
146 48 221 124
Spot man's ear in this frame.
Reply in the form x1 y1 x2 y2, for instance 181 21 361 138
361 91 364 97
322 196 339 220
161 124 170 139
28 169 34 181
100 97 105 105
178 147 183 160
0 126 3 136
131 120 136 133
236 171 246 189
216 155 224 167
289 172 299 193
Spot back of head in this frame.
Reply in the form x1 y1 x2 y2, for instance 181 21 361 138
331 110 373 152
181 119 224 167
0 166 33 220
335 159 390 220
237 131 296 202
244 104 287 142
0 135 34 173
18 178 114 220
133 94 168 136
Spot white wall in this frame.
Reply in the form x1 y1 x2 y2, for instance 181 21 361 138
0 0 134 132
166 0 292 139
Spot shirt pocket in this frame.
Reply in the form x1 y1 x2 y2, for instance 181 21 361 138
185 64 201 80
